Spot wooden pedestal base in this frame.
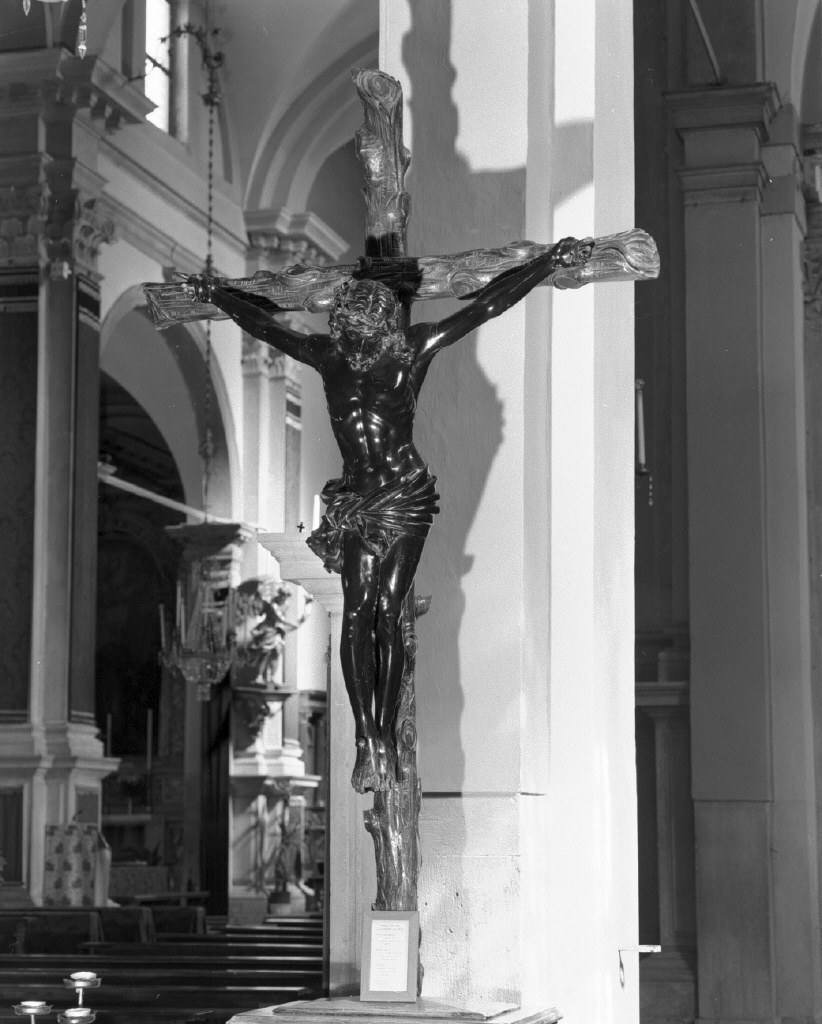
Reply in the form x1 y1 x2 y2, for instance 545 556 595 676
229 997 561 1024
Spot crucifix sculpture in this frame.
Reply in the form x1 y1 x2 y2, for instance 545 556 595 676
145 68 658 938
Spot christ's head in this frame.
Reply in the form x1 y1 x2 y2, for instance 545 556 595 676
329 279 402 339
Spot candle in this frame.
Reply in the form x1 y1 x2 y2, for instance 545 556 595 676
176 580 182 632
146 709 153 773
20 1002 46 1009
312 494 321 531
105 713 112 758
635 379 647 469
63 1009 92 1019
159 604 166 650
70 973 96 982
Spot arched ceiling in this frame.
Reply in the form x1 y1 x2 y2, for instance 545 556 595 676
208 0 379 208
86 0 378 212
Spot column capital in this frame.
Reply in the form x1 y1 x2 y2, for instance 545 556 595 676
245 207 348 273
667 84 780 206
667 83 780 142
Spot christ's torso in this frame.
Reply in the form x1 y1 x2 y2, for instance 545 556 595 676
321 337 426 496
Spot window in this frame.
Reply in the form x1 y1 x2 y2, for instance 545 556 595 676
145 0 172 132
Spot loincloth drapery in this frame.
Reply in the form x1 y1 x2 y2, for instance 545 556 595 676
306 467 440 574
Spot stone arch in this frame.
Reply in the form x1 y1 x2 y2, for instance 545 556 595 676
796 2 822 122
244 33 378 214
99 285 239 519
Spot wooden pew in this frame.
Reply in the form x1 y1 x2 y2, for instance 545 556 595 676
2 953 323 974
83 942 322 959
0 966 321 990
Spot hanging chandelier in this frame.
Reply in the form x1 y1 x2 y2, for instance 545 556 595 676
23 0 88 59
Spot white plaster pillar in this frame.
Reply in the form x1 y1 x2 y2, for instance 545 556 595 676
380 2 638 1017
241 337 278 529
761 107 822 1024
670 86 822 1024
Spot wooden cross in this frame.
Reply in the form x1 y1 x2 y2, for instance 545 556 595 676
145 70 658 330
144 68 658 971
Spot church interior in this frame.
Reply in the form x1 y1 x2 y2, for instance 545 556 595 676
1 1 822 1023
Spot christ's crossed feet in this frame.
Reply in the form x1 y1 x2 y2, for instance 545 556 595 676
352 735 399 793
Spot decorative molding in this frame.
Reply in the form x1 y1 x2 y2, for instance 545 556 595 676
635 679 690 708
245 207 348 271
0 51 151 133
100 192 204 276
668 84 780 207
38 188 114 280
677 164 769 206
100 138 247 260
666 83 780 138
42 54 153 134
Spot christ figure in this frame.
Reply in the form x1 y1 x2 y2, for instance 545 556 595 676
187 235 591 793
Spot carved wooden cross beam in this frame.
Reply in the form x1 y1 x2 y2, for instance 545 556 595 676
144 69 658 329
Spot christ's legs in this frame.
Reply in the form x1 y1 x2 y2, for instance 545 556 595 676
373 534 425 762
340 533 384 793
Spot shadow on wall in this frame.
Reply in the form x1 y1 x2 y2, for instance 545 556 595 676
402 3 514 1002
400 2 594 1000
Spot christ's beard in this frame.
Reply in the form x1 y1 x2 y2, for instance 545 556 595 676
341 333 383 371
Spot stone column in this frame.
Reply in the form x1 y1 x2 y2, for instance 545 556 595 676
803 124 822 956
378 2 638 1017
670 86 822 1024
0 49 147 902
636 682 697 1024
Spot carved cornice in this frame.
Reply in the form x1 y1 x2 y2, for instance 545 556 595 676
667 83 780 207
677 163 770 206
666 83 780 139
0 50 149 276
0 51 152 133
245 207 348 272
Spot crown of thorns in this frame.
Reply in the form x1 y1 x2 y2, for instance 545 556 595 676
330 279 402 334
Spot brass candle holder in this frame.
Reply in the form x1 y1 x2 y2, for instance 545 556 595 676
57 1008 96 1024
62 973 101 1008
13 1001 53 1024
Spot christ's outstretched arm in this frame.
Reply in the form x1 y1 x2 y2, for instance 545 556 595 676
188 277 325 368
411 236 593 367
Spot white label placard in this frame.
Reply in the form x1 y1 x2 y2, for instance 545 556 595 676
368 918 410 992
